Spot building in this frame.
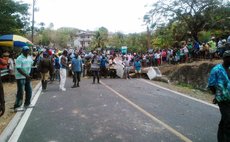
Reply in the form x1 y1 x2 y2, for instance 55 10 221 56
73 31 94 50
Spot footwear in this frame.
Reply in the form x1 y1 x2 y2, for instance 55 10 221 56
77 83 79 87
44 81 48 90
24 104 34 109
14 107 25 112
59 87 66 91
71 84 77 88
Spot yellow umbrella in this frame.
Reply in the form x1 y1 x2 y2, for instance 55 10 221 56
0 34 33 48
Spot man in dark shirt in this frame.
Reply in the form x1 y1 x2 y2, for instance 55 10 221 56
38 52 54 90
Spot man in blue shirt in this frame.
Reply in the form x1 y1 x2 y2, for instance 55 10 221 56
208 50 230 142
134 58 141 78
100 55 108 78
71 52 82 88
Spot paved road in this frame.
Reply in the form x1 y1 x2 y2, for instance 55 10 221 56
9 78 220 142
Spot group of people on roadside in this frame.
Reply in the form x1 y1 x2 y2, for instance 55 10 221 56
133 35 230 66
0 46 35 113
1 35 230 142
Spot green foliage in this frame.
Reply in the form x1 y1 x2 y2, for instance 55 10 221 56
0 0 30 35
107 32 149 53
153 27 175 48
198 31 212 43
90 27 109 50
107 32 125 48
33 26 81 48
125 33 147 52
146 0 230 42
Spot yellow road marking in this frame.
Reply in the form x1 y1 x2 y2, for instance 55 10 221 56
101 81 192 142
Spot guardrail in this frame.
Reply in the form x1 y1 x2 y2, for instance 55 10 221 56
0 69 9 77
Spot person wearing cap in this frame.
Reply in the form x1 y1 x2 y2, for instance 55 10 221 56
208 50 230 142
38 52 54 90
14 46 34 111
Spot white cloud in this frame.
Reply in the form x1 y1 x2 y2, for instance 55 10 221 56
21 0 154 33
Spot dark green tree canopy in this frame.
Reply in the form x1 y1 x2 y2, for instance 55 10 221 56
146 0 230 41
0 0 30 35
90 27 109 49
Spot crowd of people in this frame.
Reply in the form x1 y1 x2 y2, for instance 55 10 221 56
0 35 230 142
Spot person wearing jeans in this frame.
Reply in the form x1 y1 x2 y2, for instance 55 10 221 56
15 79 32 108
71 53 82 88
14 46 33 111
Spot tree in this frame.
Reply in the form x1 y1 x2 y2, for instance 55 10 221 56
125 33 147 53
90 27 109 49
0 0 30 35
143 14 156 49
107 32 126 48
146 0 230 41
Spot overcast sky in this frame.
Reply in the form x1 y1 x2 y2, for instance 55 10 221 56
21 0 154 34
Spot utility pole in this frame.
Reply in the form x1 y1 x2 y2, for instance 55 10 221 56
31 0 36 43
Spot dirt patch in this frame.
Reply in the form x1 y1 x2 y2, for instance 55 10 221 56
152 60 223 106
0 80 40 134
159 60 222 90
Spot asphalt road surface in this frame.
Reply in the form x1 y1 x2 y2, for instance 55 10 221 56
9 77 220 142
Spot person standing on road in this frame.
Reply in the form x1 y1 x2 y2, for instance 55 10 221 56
59 50 68 91
54 54 60 81
38 52 54 90
14 46 33 111
134 58 142 78
71 52 82 88
123 56 131 79
208 50 230 142
100 55 108 78
91 52 100 84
